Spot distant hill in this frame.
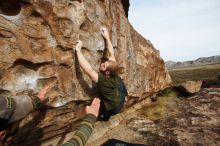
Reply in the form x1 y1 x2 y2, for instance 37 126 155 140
166 55 220 69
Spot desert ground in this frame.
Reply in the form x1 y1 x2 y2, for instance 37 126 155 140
169 63 220 85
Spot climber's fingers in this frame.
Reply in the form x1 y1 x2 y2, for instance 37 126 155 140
85 98 100 117
101 27 109 38
91 97 100 107
77 40 82 44
38 84 52 101
0 130 6 141
75 40 83 51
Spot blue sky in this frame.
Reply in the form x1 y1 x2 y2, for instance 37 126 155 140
129 0 220 61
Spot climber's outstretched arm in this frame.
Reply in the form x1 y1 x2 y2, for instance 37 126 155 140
62 98 100 146
74 40 98 83
101 28 116 62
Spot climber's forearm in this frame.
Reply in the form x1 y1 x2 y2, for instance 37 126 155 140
77 50 94 74
19 95 43 111
105 37 116 62
62 114 96 146
76 50 98 82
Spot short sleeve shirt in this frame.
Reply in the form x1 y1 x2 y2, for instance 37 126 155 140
97 73 120 111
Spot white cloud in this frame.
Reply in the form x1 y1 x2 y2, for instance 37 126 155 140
129 0 220 61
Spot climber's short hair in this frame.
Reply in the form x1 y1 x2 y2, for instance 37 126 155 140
106 60 119 75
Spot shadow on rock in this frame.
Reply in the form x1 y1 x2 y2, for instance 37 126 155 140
4 106 47 146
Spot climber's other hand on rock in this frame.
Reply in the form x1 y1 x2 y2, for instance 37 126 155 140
75 40 83 52
0 130 6 141
101 27 109 39
38 85 51 102
85 98 100 117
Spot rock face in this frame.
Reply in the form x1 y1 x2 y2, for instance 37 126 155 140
0 0 171 145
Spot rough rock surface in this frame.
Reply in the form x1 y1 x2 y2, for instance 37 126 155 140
0 0 171 145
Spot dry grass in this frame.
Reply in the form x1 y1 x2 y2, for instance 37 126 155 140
169 63 220 84
142 90 179 120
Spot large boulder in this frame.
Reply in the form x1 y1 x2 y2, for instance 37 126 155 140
0 0 171 145
0 0 171 106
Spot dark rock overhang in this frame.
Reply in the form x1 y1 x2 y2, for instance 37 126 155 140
0 0 130 17
0 0 21 16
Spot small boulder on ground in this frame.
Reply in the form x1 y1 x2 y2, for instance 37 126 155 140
175 81 202 94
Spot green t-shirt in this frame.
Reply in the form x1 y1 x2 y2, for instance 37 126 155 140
97 73 120 111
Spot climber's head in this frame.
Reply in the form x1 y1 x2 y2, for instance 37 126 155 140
99 60 119 76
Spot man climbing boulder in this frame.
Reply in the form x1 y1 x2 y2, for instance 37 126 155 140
74 28 127 121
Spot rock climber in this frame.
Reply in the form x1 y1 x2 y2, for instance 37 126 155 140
74 28 127 121
0 85 50 140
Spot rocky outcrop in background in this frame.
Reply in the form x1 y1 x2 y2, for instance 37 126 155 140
0 0 171 145
166 55 220 69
